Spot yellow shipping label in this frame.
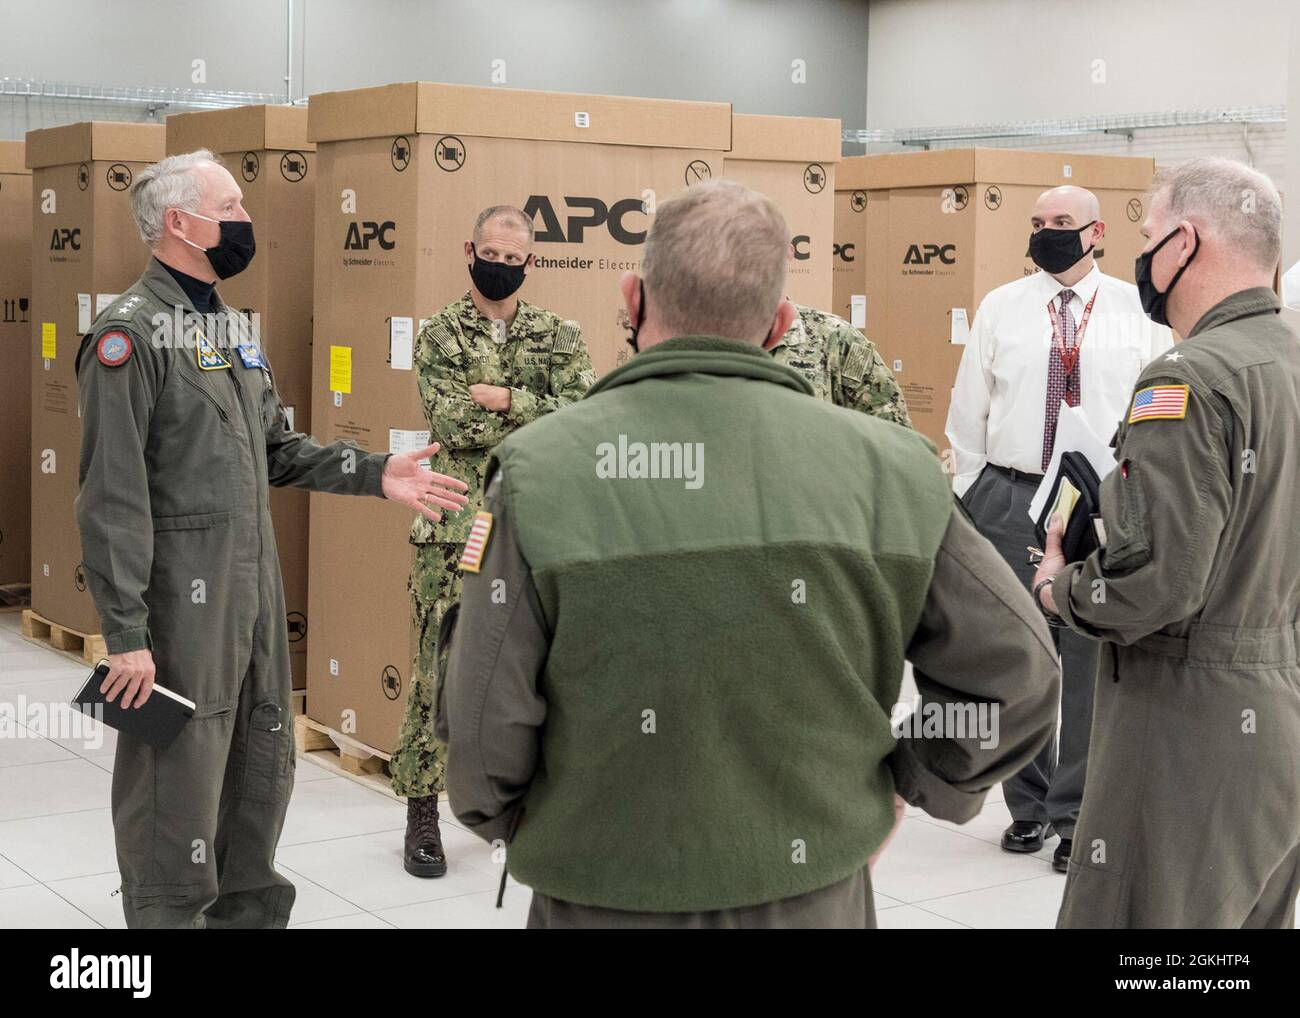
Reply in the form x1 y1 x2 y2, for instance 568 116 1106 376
41 322 56 359
329 345 352 394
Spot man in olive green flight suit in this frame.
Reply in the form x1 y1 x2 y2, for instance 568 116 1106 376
76 151 468 929
390 205 595 878
1034 158 1300 928
437 181 1060 928
771 300 912 427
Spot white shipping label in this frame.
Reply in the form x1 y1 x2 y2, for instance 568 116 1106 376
284 405 295 431
77 293 91 332
389 316 414 370
95 293 119 315
850 294 866 329
389 428 432 468
950 308 970 345
892 359 903 373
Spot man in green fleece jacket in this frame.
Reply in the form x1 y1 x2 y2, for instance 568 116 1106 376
437 180 1060 928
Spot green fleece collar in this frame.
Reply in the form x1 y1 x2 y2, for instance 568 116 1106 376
1189 287 1280 337
586 335 815 398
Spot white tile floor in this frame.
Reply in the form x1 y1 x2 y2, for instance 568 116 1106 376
0 610 1092 929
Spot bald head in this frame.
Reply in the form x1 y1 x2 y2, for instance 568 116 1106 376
1033 186 1100 228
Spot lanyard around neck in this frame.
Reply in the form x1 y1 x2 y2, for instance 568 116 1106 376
1047 288 1098 376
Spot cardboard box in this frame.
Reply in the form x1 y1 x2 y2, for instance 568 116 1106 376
722 114 841 310
305 81 730 753
27 122 164 634
0 142 33 587
166 106 315 689
832 148 1155 446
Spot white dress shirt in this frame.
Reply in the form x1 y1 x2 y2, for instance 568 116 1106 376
946 263 1174 496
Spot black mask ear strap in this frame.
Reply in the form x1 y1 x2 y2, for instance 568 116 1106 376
1158 224 1199 295
626 279 645 354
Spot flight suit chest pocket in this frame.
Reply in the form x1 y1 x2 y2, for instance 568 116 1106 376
241 701 290 804
1100 459 1153 574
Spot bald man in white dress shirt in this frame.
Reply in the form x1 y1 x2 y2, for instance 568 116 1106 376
946 186 1173 871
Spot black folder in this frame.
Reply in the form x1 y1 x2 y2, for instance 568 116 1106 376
70 662 195 750
1033 450 1104 565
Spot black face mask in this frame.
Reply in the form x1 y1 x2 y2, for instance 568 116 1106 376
1135 225 1198 327
469 244 528 301
179 210 256 279
626 279 645 354
1028 220 1096 275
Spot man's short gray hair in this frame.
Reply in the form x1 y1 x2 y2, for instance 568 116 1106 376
1150 157 1282 271
642 180 789 342
130 149 220 247
473 205 534 243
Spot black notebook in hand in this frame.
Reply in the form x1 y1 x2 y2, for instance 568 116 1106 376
71 662 195 750
1033 450 1103 565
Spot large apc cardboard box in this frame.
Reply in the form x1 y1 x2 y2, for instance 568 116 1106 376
0 143 33 588
166 106 315 690
722 114 841 310
26 122 164 634
832 149 1155 446
305 82 731 753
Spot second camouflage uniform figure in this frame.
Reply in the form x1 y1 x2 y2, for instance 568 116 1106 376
390 206 596 877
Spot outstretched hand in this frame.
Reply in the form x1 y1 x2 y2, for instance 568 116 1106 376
382 443 471 522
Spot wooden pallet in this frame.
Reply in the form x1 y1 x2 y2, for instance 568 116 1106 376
0 583 31 614
21 609 107 665
293 714 402 802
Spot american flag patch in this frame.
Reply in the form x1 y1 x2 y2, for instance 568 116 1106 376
1128 384 1189 424
458 511 494 574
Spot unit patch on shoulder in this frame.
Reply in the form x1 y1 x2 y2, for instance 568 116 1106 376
96 330 133 367
457 511 494 574
1128 384 1189 424
196 329 231 370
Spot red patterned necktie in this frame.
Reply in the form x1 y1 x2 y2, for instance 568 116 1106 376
1041 288 1082 470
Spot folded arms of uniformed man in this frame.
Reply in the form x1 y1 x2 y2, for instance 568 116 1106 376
416 312 595 453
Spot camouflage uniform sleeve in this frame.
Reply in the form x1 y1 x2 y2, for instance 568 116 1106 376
417 317 521 450
74 325 161 654
1051 369 1233 644
262 351 388 495
833 327 912 428
504 319 595 426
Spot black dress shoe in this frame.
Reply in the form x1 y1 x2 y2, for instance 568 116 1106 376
1001 820 1050 853
403 795 448 878
1052 838 1072 873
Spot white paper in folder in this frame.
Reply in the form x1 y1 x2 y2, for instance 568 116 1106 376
1028 402 1118 524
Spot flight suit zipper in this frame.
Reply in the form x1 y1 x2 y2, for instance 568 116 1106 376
225 343 265 622
180 374 230 421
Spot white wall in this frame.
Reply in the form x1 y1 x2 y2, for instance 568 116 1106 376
865 0 1291 188
0 0 872 145
868 0 1287 127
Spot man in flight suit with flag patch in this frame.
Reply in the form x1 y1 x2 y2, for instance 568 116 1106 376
1034 158 1300 928
76 150 469 928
